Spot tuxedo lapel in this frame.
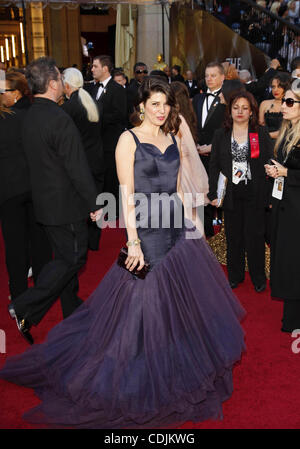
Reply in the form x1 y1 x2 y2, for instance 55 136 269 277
204 95 221 127
196 94 206 128
98 89 106 102
97 84 107 102
98 78 114 103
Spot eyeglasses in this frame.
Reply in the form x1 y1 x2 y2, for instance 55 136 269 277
281 98 300 107
135 70 148 74
0 89 15 94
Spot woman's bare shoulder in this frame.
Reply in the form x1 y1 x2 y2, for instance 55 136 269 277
260 99 272 110
118 129 137 145
116 130 137 156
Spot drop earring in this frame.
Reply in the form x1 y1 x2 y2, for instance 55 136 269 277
139 107 145 122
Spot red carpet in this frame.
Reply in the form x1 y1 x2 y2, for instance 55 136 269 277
0 226 299 429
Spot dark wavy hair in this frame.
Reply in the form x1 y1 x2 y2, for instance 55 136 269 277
170 81 198 143
223 91 259 132
269 72 291 92
130 76 181 135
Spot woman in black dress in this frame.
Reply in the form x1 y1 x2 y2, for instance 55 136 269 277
265 79 300 332
259 72 291 140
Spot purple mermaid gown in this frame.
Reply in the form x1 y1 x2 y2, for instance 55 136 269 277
0 132 246 428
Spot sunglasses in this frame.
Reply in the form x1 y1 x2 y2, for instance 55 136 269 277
281 98 300 107
0 89 15 94
135 70 148 74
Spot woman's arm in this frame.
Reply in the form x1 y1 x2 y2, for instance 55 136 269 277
258 100 268 126
176 133 205 236
115 131 145 271
269 130 279 140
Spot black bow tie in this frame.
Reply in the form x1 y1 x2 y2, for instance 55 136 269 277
205 90 221 98
95 82 104 88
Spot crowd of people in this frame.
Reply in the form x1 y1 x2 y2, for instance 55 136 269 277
0 50 299 428
199 0 300 71
201 0 299 25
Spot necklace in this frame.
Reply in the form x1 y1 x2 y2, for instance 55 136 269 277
269 100 281 111
232 128 248 143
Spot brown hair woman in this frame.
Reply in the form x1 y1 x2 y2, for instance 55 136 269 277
0 76 245 429
208 91 274 291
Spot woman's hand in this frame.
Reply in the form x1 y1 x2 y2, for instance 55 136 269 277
197 144 212 155
264 159 288 178
90 208 103 222
210 198 219 207
126 244 145 272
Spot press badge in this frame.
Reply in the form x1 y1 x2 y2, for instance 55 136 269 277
272 177 284 200
232 162 247 184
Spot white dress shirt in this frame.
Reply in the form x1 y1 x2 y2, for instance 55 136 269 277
201 88 220 127
96 76 112 100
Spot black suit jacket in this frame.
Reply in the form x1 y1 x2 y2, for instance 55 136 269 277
207 126 274 210
185 79 199 98
85 78 127 154
192 92 226 174
22 97 98 226
0 98 31 207
192 92 226 146
61 90 104 194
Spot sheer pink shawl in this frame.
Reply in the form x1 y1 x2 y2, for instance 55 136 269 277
177 115 209 237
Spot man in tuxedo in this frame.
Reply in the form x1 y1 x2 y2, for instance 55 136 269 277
127 62 148 117
8 57 101 344
185 70 199 98
193 62 226 238
86 55 127 218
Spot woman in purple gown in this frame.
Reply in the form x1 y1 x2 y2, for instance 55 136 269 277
0 77 245 429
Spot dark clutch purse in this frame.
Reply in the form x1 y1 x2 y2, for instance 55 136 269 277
117 247 150 280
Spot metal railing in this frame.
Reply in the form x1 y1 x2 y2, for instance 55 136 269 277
196 0 300 71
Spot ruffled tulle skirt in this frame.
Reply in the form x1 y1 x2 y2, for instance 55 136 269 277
0 233 246 429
